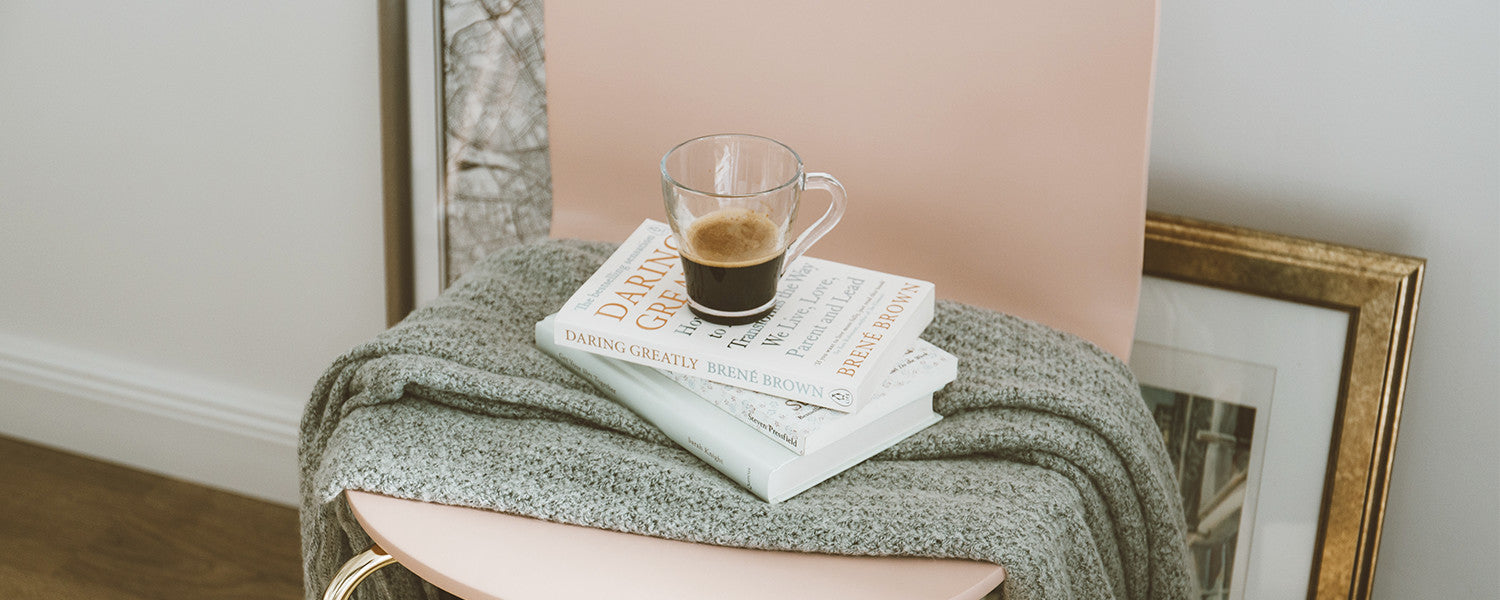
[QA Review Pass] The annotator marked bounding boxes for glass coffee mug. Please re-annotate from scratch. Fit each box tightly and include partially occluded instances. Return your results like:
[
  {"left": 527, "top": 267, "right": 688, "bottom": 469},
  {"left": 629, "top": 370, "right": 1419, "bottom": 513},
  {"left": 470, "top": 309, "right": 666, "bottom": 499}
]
[{"left": 661, "top": 134, "right": 847, "bottom": 325}]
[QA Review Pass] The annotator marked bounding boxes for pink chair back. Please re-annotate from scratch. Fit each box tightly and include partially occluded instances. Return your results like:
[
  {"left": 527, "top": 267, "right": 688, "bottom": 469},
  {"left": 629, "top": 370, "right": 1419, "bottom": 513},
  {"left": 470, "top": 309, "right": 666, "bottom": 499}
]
[{"left": 544, "top": 0, "right": 1157, "bottom": 359}]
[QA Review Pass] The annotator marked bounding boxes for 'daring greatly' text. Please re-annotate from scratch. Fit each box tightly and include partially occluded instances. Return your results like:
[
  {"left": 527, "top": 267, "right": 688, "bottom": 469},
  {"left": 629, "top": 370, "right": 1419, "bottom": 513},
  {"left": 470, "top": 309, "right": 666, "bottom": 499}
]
[
  {"left": 563, "top": 329, "right": 698, "bottom": 370},
  {"left": 592, "top": 235, "right": 690, "bottom": 330}
]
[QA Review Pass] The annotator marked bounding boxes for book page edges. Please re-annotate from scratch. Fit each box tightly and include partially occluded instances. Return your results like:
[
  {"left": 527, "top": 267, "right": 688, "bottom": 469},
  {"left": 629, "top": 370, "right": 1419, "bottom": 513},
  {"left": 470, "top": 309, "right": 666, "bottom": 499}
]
[{"left": 766, "top": 411, "right": 942, "bottom": 504}]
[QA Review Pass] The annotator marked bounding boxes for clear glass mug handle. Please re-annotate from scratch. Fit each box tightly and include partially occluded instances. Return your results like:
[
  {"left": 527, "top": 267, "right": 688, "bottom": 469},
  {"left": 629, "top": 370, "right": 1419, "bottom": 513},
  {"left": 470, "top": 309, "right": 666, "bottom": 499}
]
[{"left": 783, "top": 172, "right": 847, "bottom": 272}]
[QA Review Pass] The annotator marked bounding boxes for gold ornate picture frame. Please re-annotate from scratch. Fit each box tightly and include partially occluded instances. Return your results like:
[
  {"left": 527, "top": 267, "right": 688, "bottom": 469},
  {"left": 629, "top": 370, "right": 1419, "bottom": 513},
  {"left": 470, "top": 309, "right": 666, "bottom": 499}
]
[{"left": 1131, "top": 212, "right": 1423, "bottom": 599}]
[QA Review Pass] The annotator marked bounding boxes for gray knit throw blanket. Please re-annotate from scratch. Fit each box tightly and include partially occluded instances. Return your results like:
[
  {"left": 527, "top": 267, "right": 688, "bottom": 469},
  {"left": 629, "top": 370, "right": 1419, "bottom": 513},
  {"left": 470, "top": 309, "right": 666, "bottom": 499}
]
[{"left": 300, "top": 239, "right": 1192, "bottom": 600}]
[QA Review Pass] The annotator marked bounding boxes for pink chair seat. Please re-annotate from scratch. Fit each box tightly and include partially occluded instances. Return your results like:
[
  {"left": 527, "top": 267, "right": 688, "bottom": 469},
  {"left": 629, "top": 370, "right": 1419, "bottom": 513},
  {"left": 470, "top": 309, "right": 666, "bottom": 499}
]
[{"left": 348, "top": 490, "right": 1006, "bottom": 600}]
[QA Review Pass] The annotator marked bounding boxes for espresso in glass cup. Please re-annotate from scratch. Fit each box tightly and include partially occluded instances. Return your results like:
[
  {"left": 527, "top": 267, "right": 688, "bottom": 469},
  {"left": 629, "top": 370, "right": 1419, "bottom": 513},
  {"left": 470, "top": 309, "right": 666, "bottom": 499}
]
[{"left": 661, "top": 134, "right": 847, "bottom": 325}]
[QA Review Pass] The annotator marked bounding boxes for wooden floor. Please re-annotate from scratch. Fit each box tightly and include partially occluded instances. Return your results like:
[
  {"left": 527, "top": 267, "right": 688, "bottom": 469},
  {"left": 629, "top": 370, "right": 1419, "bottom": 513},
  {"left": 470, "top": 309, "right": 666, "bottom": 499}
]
[{"left": 0, "top": 435, "right": 303, "bottom": 599}]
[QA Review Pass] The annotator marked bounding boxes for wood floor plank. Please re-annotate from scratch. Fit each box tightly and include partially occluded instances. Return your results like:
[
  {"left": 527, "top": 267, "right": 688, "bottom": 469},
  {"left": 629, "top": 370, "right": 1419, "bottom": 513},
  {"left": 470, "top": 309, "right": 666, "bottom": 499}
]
[{"left": 0, "top": 435, "right": 302, "bottom": 599}]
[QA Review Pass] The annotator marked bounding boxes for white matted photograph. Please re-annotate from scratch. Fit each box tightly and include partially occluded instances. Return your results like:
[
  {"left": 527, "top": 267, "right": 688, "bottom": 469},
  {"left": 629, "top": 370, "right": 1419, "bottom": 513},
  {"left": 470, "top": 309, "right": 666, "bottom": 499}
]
[
  {"left": 1132, "top": 278, "right": 1345, "bottom": 599},
  {"left": 1135, "top": 344, "right": 1276, "bottom": 600}
]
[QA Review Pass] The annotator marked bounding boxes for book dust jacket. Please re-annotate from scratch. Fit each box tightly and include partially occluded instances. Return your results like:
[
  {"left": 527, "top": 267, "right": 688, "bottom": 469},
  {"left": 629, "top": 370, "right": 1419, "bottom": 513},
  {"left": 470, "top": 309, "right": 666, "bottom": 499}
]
[{"left": 554, "top": 220, "right": 935, "bottom": 412}]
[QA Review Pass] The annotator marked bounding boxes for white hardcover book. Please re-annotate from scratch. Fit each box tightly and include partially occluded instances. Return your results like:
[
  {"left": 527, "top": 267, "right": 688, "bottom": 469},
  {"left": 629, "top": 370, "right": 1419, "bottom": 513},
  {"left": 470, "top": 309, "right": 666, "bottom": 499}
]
[
  {"left": 553, "top": 219, "right": 936, "bottom": 412},
  {"left": 659, "top": 340, "right": 956, "bottom": 454},
  {"left": 536, "top": 315, "right": 941, "bottom": 503}
]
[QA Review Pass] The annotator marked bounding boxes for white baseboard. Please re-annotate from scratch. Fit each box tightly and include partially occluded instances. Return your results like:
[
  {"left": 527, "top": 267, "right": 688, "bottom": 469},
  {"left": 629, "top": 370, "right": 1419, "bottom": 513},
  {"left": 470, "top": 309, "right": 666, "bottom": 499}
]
[{"left": 0, "top": 333, "right": 303, "bottom": 507}]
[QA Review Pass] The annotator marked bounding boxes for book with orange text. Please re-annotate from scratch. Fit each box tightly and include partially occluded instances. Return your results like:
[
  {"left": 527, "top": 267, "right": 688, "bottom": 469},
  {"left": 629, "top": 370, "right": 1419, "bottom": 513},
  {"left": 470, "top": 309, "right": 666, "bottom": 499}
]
[{"left": 552, "top": 219, "right": 936, "bottom": 412}]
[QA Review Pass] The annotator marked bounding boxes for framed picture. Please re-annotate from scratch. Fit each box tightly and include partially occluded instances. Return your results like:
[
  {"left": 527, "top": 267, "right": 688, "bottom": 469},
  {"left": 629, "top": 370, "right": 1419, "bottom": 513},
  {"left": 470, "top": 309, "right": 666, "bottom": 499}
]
[
  {"left": 1130, "top": 212, "right": 1424, "bottom": 600},
  {"left": 382, "top": 0, "right": 551, "bottom": 322}
]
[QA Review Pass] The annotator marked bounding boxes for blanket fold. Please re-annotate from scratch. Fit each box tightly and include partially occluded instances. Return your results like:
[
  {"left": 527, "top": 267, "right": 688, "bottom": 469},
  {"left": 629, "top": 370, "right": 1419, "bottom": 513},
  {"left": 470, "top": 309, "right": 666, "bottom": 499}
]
[{"left": 299, "top": 239, "right": 1191, "bottom": 600}]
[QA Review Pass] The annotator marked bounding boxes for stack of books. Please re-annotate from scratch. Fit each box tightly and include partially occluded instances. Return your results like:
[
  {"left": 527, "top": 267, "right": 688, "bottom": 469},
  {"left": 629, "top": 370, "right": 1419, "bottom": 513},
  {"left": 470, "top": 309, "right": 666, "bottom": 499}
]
[{"left": 536, "top": 220, "right": 955, "bottom": 503}]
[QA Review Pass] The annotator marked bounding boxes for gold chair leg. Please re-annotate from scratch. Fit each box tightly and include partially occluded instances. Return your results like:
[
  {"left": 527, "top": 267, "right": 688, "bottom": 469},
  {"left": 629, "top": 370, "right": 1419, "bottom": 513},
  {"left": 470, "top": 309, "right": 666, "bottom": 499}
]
[{"left": 322, "top": 544, "right": 399, "bottom": 600}]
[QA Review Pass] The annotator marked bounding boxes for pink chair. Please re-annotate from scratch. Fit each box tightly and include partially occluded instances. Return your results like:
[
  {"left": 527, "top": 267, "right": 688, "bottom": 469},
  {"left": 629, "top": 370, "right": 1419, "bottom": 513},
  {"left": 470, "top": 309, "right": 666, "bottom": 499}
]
[{"left": 324, "top": 0, "right": 1157, "bottom": 598}]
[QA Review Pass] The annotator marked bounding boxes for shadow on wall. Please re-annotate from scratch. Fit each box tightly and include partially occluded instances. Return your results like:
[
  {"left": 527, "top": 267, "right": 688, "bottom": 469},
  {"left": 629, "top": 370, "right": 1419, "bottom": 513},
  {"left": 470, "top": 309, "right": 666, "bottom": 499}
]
[{"left": 1146, "top": 171, "right": 1416, "bottom": 254}]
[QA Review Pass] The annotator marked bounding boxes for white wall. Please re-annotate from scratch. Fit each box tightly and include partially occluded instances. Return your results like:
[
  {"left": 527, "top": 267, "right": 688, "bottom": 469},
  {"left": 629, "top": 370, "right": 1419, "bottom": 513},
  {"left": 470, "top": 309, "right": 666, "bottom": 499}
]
[
  {"left": 0, "top": 0, "right": 1494, "bottom": 596},
  {"left": 0, "top": 1, "right": 386, "bottom": 504},
  {"left": 1148, "top": 0, "right": 1499, "bottom": 597}
]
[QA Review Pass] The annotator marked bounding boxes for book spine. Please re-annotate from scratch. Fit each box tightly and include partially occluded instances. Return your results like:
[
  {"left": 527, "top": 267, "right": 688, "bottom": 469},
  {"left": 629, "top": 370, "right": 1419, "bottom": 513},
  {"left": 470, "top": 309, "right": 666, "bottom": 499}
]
[
  {"left": 662, "top": 373, "right": 808, "bottom": 454},
  {"left": 743, "top": 410, "right": 805, "bottom": 453},
  {"left": 536, "top": 319, "right": 791, "bottom": 502},
  {"left": 847, "top": 287, "right": 937, "bottom": 406},
  {"left": 552, "top": 319, "right": 843, "bottom": 407}
]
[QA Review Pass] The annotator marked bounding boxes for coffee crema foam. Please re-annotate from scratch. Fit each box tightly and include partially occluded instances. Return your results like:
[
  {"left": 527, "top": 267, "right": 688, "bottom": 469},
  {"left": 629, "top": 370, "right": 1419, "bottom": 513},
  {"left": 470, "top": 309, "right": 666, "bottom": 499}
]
[{"left": 684, "top": 208, "right": 784, "bottom": 266}]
